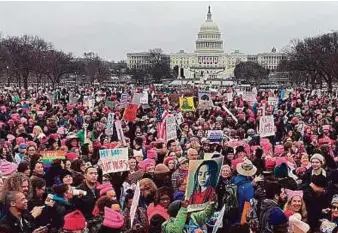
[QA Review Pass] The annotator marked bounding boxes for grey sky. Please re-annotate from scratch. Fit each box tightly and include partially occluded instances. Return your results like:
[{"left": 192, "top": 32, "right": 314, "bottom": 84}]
[{"left": 0, "top": 1, "right": 337, "bottom": 61}]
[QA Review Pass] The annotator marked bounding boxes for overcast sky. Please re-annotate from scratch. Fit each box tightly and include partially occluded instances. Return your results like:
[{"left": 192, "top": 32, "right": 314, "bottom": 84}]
[{"left": 0, "top": 1, "right": 337, "bottom": 61}]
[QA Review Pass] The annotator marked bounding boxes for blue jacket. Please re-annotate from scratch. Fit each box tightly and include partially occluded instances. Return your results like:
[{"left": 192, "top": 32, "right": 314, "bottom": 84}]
[{"left": 232, "top": 175, "right": 254, "bottom": 216}]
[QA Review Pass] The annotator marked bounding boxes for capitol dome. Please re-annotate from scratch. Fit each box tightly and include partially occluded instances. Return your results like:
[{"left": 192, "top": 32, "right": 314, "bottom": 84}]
[{"left": 195, "top": 6, "right": 224, "bottom": 53}]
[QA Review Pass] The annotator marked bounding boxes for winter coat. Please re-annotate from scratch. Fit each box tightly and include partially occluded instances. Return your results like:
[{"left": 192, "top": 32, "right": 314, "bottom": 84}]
[
  {"left": 303, "top": 185, "right": 330, "bottom": 230},
  {"left": 162, "top": 207, "right": 188, "bottom": 233},
  {"left": 232, "top": 175, "right": 254, "bottom": 217},
  {"left": 258, "top": 199, "right": 279, "bottom": 233},
  {"left": 216, "top": 177, "right": 232, "bottom": 211},
  {"left": 0, "top": 211, "right": 35, "bottom": 233},
  {"left": 73, "top": 182, "right": 100, "bottom": 220},
  {"left": 49, "top": 196, "right": 75, "bottom": 231}
]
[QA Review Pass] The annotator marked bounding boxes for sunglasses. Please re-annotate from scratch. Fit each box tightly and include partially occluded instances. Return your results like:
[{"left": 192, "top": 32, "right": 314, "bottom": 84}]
[{"left": 332, "top": 206, "right": 338, "bottom": 210}]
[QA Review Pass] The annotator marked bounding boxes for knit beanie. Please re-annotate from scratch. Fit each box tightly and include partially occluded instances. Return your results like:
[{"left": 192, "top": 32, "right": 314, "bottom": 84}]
[
  {"left": 154, "top": 164, "right": 170, "bottom": 175},
  {"left": 274, "top": 163, "right": 288, "bottom": 178},
  {"left": 63, "top": 210, "right": 86, "bottom": 231},
  {"left": 310, "top": 153, "right": 325, "bottom": 165},
  {"left": 59, "top": 169, "right": 73, "bottom": 182},
  {"left": 268, "top": 207, "right": 288, "bottom": 226},
  {"left": 103, "top": 207, "right": 124, "bottom": 229},
  {"left": 311, "top": 174, "right": 328, "bottom": 188},
  {"left": 147, "top": 149, "right": 158, "bottom": 160},
  {"left": 167, "top": 200, "right": 182, "bottom": 217}
]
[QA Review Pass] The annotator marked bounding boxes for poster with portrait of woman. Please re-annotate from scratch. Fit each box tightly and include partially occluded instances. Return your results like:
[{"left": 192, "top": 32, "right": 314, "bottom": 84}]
[
  {"left": 185, "top": 157, "right": 224, "bottom": 212},
  {"left": 179, "top": 97, "right": 195, "bottom": 112}
]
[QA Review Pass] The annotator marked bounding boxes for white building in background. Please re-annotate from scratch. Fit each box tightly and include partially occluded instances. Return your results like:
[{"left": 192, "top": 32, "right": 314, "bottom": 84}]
[{"left": 127, "top": 6, "right": 287, "bottom": 79}]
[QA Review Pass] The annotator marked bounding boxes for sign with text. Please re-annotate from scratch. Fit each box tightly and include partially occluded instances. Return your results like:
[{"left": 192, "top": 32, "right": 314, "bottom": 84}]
[
  {"left": 207, "top": 130, "right": 224, "bottom": 142},
  {"left": 105, "top": 113, "right": 115, "bottom": 135},
  {"left": 99, "top": 148, "right": 129, "bottom": 175},
  {"left": 130, "top": 182, "right": 140, "bottom": 227},
  {"left": 166, "top": 115, "right": 177, "bottom": 141},
  {"left": 122, "top": 103, "right": 138, "bottom": 122},
  {"left": 268, "top": 97, "right": 278, "bottom": 107},
  {"left": 115, "top": 120, "right": 126, "bottom": 145},
  {"left": 259, "top": 115, "right": 275, "bottom": 137}
]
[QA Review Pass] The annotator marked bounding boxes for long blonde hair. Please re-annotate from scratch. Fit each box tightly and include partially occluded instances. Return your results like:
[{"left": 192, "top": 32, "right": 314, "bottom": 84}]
[{"left": 284, "top": 196, "right": 308, "bottom": 222}]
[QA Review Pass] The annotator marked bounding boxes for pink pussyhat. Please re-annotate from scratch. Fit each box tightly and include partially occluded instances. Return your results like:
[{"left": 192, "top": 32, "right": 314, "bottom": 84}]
[
  {"left": 103, "top": 207, "right": 124, "bottom": 229},
  {"left": 285, "top": 189, "right": 303, "bottom": 202},
  {"left": 0, "top": 159, "right": 18, "bottom": 177},
  {"left": 97, "top": 183, "right": 115, "bottom": 197},
  {"left": 274, "top": 145, "right": 284, "bottom": 156}
]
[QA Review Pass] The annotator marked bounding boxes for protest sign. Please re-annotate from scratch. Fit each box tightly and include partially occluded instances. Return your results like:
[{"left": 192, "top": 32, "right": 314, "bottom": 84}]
[
  {"left": 259, "top": 115, "right": 275, "bottom": 137},
  {"left": 130, "top": 182, "right": 140, "bottom": 228},
  {"left": 225, "top": 93, "right": 233, "bottom": 102},
  {"left": 140, "top": 91, "right": 148, "bottom": 104},
  {"left": 179, "top": 97, "right": 195, "bottom": 112},
  {"left": 198, "top": 91, "right": 213, "bottom": 110},
  {"left": 207, "top": 130, "right": 224, "bottom": 143},
  {"left": 132, "top": 93, "right": 143, "bottom": 105},
  {"left": 99, "top": 148, "right": 129, "bottom": 175},
  {"left": 41, "top": 151, "right": 66, "bottom": 167},
  {"left": 123, "top": 103, "right": 138, "bottom": 122},
  {"left": 169, "top": 94, "right": 180, "bottom": 103},
  {"left": 204, "top": 153, "right": 213, "bottom": 160},
  {"left": 268, "top": 97, "right": 278, "bottom": 107},
  {"left": 185, "top": 157, "right": 223, "bottom": 212},
  {"left": 69, "top": 92, "right": 76, "bottom": 104},
  {"left": 212, "top": 205, "right": 225, "bottom": 233},
  {"left": 115, "top": 120, "right": 126, "bottom": 145},
  {"left": 120, "top": 93, "right": 129, "bottom": 108},
  {"left": 105, "top": 113, "right": 115, "bottom": 135},
  {"left": 176, "top": 112, "right": 184, "bottom": 126},
  {"left": 166, "top": 115, "right": 177, "bottom": 141},
  {"left": 242, "top": 92, "right": 257, "bottom": 103}
]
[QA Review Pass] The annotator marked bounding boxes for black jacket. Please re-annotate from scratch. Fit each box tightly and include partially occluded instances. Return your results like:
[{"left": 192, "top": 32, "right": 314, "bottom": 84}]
[
  {"left": 0, "top": 211, "right": 35, "bottom": 233},
  {"left": 73, "top": 182, "right": 100, "bottom": 220}
]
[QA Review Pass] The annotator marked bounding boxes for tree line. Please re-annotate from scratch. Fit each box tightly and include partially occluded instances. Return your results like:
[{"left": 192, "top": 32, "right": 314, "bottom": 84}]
[{"left": 0, "top": 34, "right": 127, "bottom": 89}]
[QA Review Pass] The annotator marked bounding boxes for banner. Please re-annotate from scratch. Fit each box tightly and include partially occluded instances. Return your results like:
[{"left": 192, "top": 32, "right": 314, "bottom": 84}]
[
  {"left": 123, "top": 103, "right": 138, "bottom": 122},
  {"left": 41, "top": 151, "right": 66, "bottom": 167},
  {"left": 207, "top": 130, "right": 224, "bottom": 142},
  {"left": 166, "top": 115, "right": 177, "bottom": 141},
  {"left": 185, "top": 157, "right": 224, "bottom": 212},
  {"left": 259, "top": 115, "right": 275, "bottom": 137},
  {"left": 130, "top": 182, "right": 140, "bottom": 227},
  {"left": 115, "top": 120, "right": 126, "bottom": 145},
  {"left": 179, "top": 97, "right": 195, "bottom": 112},
  {"left": 99, "top": 148, "right": 129, "bottom": 175}
]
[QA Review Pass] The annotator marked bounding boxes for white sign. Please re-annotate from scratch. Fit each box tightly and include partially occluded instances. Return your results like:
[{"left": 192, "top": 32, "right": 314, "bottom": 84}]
[
  {"left": 115, "top": 120, "right": 126, "bottom": 145},
  {"left": 99, "top": 148, "right": 129, "bottom": 174},
  {"left": 176, "top": 112, "right": 184, "bottom": 126},
  {"left": 105, "top": 113, "right": 115, "bottom": 136},
  {"left": 242, "top": 92, "right": 257, "bottom": 103},
  {"left": 207, "top": 130, "right": 224, "bottom": 142},
  {"left": 268, "top": 97, "right": 278, "bottom": 106},
  {"left": 140, "top": 91, "right": 148, "bottom": 104},
  {"left": 166, "top": 115, "right": 177, "bottom": 141},
  {"left": 130, "top": 182, "right": 140, "bottom": 228},
  {"left": 259, "top": 115, "right": 275, "bottom": 137},
  {"left": 212, "top": 205, "right": 225, "bottom": 233},
  {"left": 226, "top": 93, "right": 233, "bottom": 102},
  {"left": 120, "top": 93, "right": 129, "bottom": 108},
  {"left": 132, "top": 93, "right": 143, "bottom": 105}
]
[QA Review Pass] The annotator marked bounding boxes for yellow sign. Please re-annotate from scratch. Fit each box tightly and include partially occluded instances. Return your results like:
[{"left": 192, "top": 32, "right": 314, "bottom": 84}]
[{"left": 179, "top": 97, "right": 195, "bottom": 112}]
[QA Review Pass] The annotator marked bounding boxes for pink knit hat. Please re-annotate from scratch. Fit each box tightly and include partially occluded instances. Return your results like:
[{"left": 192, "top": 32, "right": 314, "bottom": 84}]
[
  {"left": 97, "top": 183, "right": 115, "bottom": 197},
  {"left": 103, "top": 207, "right": 124, "bottom": 229},
  {"left": 147, "top": 149, "right": 157, "bottom": 160},
  {"left": 285, "top": 189, "right": 303, "bottom": 202},
  {"left": 66, "top": 152, "right": 78, "bottom": 161},
  {"left": 274, "top": 145, "right": 284, "bottom": 156},
  {"left": 0, "top": 159, "right": 18, "bottom": 176},
  {"left": 138, "top": 158, "right": 155, "bottom": 170}
]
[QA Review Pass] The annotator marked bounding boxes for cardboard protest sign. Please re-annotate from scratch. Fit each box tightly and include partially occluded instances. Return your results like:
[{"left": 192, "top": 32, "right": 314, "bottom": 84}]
[
  {"left": 166, "top": 115, "right": 177, "bottom": 141},
  {"left": 259, "top": 115, "right": 275, "bottom": 137},
  {"left": 207, "top": 130, "right": 224, "bottom": 143},
  {"left": 185, "top": 157, "right": 224, "bottom": 212},
  {"left": 130, "top": 182, "right": 140, "bottom": 227},
  {"left": 41, "top": 151, "right": 66, "bottom": 167},
  {"left": 123, "top": 103, "right": 138, "bottom": 122},
  {"left": 179, "top": 97, "right": 195, "bottom": 112},
  {"left": 99, "top": 148, "right": 129, "bottom": 175}
]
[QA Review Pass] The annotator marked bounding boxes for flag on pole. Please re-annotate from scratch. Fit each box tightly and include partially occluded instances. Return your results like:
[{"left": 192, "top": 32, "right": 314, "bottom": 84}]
[{"left": 156, "top": 108, "right": 169, "bottom": 140}]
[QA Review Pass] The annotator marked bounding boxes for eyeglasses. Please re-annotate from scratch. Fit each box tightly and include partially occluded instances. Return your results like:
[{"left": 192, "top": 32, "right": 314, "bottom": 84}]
[{"left": 332, "top": 206, "right": 338, "bottom": 210}]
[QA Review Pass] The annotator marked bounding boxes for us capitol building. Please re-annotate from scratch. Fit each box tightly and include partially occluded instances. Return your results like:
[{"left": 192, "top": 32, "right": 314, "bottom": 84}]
[{"left": 127, "top": 6, "right": 287, "bottom": 80}]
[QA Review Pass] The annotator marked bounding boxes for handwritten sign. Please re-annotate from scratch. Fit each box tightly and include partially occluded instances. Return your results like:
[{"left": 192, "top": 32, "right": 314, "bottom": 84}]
[
  {"left": 41, "top": 151, "right": 66, "bottom": 167},
  {"left": 166, "top": 115, "right": 177, "bottom": 141},
  {"left": 259, "top": 115, "right": 275, "bottom": 137},
  {"left": 99, "top": 148, "right": 129, "bottom": 174},
  {"left": 123, "top": 103, "right": 138, "bottom": 122}
]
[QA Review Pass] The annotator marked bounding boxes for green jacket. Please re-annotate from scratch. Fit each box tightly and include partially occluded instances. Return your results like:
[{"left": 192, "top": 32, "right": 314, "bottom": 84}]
[
  {"left": 162, "top": 207, "right": 187, "bottom": 233},
  {"left": 190, "top": 203, "right": 215, "bottom": 227}
]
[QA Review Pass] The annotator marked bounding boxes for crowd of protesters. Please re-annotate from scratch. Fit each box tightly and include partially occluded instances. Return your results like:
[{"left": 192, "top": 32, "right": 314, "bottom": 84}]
[{"left": 0, "top": 85, "right": 337, "bottom": 233}]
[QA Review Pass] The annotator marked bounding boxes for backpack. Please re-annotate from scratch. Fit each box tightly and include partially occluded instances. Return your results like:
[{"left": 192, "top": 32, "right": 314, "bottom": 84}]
[{"left": 246, "top": 198, "right": 260, "bottom": 233}]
